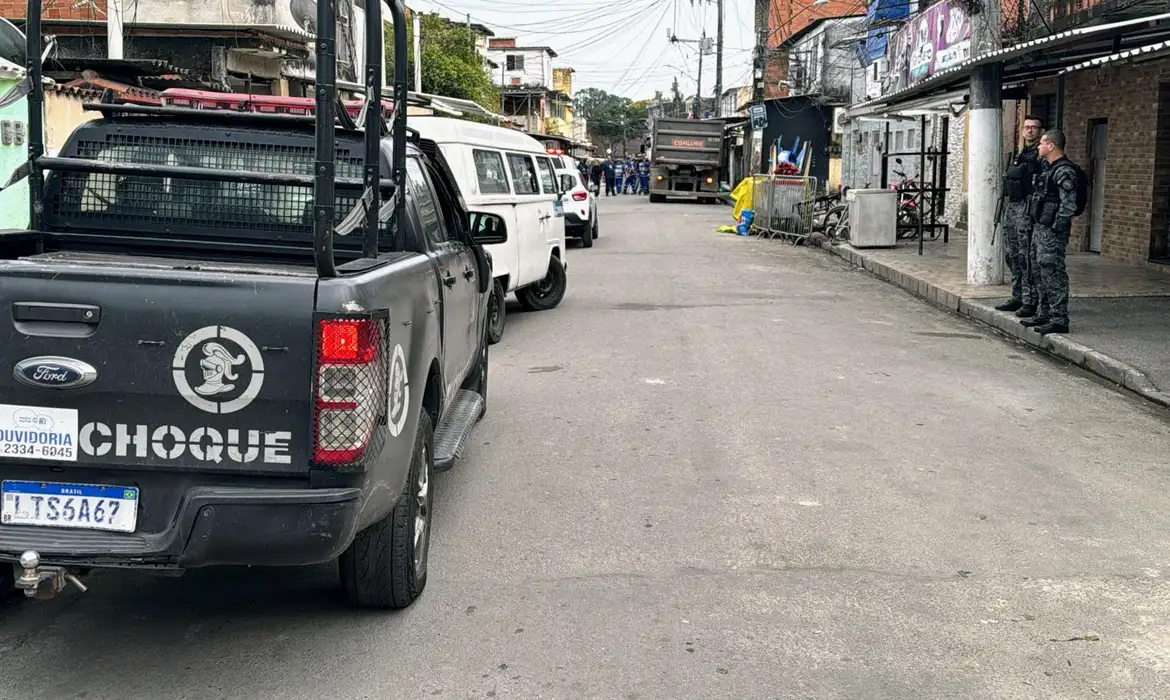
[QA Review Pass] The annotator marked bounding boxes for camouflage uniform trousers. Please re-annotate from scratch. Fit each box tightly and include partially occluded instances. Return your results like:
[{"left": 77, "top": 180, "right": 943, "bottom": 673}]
[
  {"left": 1032, "top": 222, "right": 1070, "bottom": 327},
  {"left": 1000, "top": 200, "right": 1037, "bottom": 306}
]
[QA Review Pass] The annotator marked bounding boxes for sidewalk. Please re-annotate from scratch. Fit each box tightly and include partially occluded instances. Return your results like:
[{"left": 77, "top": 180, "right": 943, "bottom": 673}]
[{"left": 823, "top": 233, "right": 1170, "bottom": 408}]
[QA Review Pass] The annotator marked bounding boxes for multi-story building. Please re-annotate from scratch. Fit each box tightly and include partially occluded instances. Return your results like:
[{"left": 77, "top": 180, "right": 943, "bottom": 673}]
[
  {"left": 0, "top": 0, "right": 385, "bottom": 96},
  {"left": 719, "top": 85, "right": 753, "bottom": 118},
  {"left": 487, "top": 37, "right": 567, "bottom": 134},
  {"left": 546, "top": 67, "right": 576, "bottom": 138},
  {"left": 779, "top": 15, "right": 865, "bottom": 105},
  {"left": 753, "top": 0, "right": 859, "bottom": 101}
]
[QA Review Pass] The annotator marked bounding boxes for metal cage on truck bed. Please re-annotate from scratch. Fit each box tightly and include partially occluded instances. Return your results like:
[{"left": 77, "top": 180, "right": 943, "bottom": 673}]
[{"left": 22, "top": 0, "right": 409, "bottom": 278}]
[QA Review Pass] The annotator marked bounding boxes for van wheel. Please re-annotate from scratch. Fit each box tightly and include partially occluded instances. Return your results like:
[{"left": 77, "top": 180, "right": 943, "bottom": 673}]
[
  {"left": 339, "top": 412, "right": 434, "bottom": 609},
  {"left": 580, "top": 226, "right": 593, "bottom": 248},
  {"left": 592, "top": 217, "right": 599, "bottom": 239},
  {"left": 487, "top": 279, "right": 506, "bottom": 345},
  {"left": 516, "top": 258, "right": 567, "bottom": 312}
]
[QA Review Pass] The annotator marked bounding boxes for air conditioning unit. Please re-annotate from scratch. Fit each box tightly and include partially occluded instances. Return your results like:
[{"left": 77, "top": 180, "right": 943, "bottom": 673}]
[{"left": 832, "top": 108, "right": 845, "bottom": 135}]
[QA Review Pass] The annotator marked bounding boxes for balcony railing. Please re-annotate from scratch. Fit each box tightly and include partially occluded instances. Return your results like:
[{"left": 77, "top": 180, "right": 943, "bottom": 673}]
[{"left": 1003, "top": 0, "right": 1163, "bottom": 42}]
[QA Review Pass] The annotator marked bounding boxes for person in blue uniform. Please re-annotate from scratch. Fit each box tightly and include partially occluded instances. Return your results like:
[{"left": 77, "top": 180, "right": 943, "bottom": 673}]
[{"left": 638, "top": 156, "right": 651, "bottom": 195}]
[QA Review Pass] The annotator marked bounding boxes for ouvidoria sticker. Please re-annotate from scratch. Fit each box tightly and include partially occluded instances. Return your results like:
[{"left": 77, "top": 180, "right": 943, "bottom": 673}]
[{"left": 0, "top": 403, "right": 79, "bottom": 462}]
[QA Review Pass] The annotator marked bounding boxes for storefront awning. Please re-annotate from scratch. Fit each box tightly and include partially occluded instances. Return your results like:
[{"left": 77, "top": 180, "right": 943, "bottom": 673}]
[
  {"left": 1059, "top": 38, "right": 1170, "bottom": 74},
  {"left": 848, "top": 12, "right": 1170, "bottom": 116}
]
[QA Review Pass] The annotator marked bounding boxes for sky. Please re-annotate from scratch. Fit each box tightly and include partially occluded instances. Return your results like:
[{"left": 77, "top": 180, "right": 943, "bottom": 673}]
[{"left": 410, "top": 0, "right": 759, "bottom": 100}]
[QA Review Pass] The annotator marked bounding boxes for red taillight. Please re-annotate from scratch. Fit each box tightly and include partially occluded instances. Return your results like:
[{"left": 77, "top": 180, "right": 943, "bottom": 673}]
[
  {"left": 313, "top": 317, "right": 385, "bottom": 465},
  {"left": 319, "top": 318, "right": 379, "bottom": 363},
  {"left": 572, "top": 191, "right": 587, "bottom": 201}
]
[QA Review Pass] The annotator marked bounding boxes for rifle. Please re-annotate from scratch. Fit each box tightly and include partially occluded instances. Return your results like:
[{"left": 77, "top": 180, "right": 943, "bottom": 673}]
[{"left": 991, "top": 150, "right": 1015, "bottom": 246}]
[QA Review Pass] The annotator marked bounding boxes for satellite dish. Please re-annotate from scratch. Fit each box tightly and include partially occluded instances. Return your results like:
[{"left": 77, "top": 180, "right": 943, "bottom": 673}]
[{"left": 0, "top": 17, "right": 25, "bottom": 66}]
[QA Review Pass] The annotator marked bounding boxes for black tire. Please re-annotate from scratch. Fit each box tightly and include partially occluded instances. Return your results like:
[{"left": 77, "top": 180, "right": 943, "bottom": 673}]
[
  {"left": 515, "top": 258, "right": 567, "bottom": 312},
  {"left": 339, "top": 412, "right": 434, "bottom": 610},
  {"left": 487, "top": 278, "right": 505, "bottom": 345},
  {"left": 592, "top": 215, "right": 599, "bottom": 239},
  {"left": 649, "top": 194, "right": 666, "bottom": 203},
  {"left": 580, "top": 226, "right": 594, "bottom": 248}
]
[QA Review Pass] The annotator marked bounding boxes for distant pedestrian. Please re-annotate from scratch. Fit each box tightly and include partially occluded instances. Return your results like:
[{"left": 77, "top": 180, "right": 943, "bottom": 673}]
[
  {"left": 638, "top": 156, "right": 651, "bottom": 195},
  {"left": 624, "top": 158, "right": 638, "bottom": 194},
  {"left": 995, "top": 115, "right": 1044, "bottom": 318},
  {"left": 603, "top": 158, "right": 616, "bottom": 196},
  {"left": 613, "top": 158, "right": 626, "bottom": 196},
  {"left": 1024, "top": 129, "right": 1087, "bottom": 335},
  {"left": 589, "top": 159, "right": 603, "bottom": 195}
]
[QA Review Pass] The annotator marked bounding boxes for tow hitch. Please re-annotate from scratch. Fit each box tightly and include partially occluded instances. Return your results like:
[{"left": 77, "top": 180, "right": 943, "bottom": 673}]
[{"left": 13, "top": 551, "right": 88, "bottom": 600}]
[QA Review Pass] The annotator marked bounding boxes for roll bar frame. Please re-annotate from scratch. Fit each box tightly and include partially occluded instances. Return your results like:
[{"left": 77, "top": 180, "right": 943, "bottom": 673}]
[{"left": 23, "top": 0, "right": 408, "bottom": 278}]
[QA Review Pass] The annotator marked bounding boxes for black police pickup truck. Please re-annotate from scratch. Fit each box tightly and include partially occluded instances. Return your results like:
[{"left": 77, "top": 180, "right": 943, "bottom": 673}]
[{"left": 0, "top": 0, "right": 498, "bottom": 609}]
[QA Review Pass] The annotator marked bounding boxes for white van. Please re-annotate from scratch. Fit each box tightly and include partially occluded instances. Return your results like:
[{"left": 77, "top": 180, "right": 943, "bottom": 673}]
[{"left": 411, "top": 117, "right": 568, "bottom": 344}]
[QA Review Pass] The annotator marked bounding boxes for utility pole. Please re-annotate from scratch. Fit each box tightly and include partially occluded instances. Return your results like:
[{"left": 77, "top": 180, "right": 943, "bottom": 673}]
[
  {"left": 467, "top": 13, "right": 473, "bottom": 55},
  {"left": 107, "top": 0, "right": 124, "bottom": 60},
  {"left": 413, "top": 10, "right": 422, "bottom": 92},
  {"left": 967, "top": 0, "right": 1003, "bottom": 285},
  {"left": 695, "top": 30, "right": 705, "bottom": 119},
  {"left": 714, "top": 0, "right": 723, "bottom": 117},
  {"left": 668, "top": 31, "right": 709, "bottom": 119}
]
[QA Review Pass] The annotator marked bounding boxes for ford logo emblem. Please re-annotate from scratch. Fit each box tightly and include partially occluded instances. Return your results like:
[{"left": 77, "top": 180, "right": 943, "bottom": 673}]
[{"left": 13, "top": 356, "right": 98, "bottom": 390}]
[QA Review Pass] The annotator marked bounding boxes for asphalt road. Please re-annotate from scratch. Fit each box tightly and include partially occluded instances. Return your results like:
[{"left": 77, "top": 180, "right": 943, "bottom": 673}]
[{"left": 5, "top": 196, "right": 1170, "bottom": 700}]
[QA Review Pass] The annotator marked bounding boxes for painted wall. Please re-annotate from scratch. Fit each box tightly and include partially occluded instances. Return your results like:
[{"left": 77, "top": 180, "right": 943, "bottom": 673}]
[
  {"left": 0, "top": 81, "right": 102, "bottom": 229},
  {"left": 785, "top": 17, "right": 866, "bottom": 103},
  {"left": 757, "top": 0, "right": 861, "bottom": 100},
  {"left": 759, "top": 96, "right": 833, "bottom": 185},
  {"left": 0, "top": 75, "right": 26, "bottom": 226},
  {"left": 489, "top": 48, "right": 554, "bottom": 90},
  {"left": 840, "top": 113, "right": 967, "bottom": 225}
]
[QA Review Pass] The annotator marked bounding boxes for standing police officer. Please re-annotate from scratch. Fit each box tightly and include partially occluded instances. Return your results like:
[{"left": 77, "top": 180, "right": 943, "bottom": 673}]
[
  {"left": 995, "top": 115, "right": 1044, "bottom": 317},
  {"left": 1022, "top": 129, "right": 1080, "bottom": 335}
]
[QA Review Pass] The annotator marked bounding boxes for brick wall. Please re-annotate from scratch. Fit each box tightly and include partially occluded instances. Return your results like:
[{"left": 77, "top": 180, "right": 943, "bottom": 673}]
[
  {"left": 1061, "top": 58, "right": 1170, "bottom": 264},
  {"left": 761, "top": 0, "right": 858, "bottom": 99},
  {"left": 0, "top": 0, "right": 106, "bottom": 19}
]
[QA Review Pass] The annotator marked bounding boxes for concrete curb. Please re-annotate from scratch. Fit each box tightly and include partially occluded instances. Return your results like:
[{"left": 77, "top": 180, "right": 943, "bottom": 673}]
[{"left": 823, "top": 242, "right": 1170, "bottom": 409}]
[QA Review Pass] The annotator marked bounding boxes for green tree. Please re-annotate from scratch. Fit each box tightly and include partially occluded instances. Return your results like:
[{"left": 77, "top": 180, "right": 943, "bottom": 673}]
[
  {"left": 574, "top": 88, "right": 649, "bottom": 152},
  {"left": 385, "top": 14, "right": 499, "bottom": 114}
]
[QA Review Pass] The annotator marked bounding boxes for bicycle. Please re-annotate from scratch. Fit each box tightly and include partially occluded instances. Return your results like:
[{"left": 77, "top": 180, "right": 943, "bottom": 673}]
[{"left": 824, "top": 182, "right": 871, "bottom": 244}]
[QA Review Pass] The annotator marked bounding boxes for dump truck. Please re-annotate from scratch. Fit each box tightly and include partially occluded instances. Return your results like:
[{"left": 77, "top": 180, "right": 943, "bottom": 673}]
[{"left": 648, "top": 117, "right": 725, "bottom": 204}]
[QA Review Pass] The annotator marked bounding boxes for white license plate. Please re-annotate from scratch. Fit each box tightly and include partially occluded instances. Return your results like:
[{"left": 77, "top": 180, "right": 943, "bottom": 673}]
[{"left": 1, "top": 480, "right": 139, "bottom": 533}]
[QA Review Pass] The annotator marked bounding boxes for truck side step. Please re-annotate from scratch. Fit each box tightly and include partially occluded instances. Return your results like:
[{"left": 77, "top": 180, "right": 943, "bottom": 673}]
[{"left": 433, "top": 389, "right": 484, "bottom": 472}]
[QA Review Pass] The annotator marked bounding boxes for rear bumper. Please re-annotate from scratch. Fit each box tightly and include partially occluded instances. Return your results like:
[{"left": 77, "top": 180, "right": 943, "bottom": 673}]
[
  {"left": 0, "top": 486, "right": 364, "bottom": 570},
  {"left": 564, "top": 212, "right": 589, "bottom": 236}
]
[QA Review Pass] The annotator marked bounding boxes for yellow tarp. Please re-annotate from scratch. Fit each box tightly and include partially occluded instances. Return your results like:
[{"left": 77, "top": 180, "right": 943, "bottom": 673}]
[{"left": 730, "top": 176, "right": 768, "bottom": 221}]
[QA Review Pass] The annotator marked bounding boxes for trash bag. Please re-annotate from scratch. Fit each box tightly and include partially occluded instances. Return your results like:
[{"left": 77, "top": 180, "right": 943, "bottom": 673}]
[{"left": 736, "top": 208, "right": 754, "bottom": 236}]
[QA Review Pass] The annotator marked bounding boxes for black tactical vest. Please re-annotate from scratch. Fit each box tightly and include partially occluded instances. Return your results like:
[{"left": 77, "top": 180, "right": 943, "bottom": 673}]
[{"left": 1003, "top": 144, "right": 1040, "bottom": 202}]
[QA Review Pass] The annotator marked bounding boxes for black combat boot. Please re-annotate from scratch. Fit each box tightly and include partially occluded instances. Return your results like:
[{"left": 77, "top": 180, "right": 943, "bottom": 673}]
[
  {"left": 1035, "top": 322, "right": 1069, "bottom": 335},
  {"left": 1015, "top": 305, "right": 1037, "bottom": 318},
  {"left": 995, "top": 298, "right": 1023, "bottom": 312},
  {"left": 1020, "top": 316, "right": 1050, "bottom": 328}
]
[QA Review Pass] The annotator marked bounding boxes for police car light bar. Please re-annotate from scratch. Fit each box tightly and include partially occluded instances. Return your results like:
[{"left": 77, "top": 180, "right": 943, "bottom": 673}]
[{"left": 159, "top": 88, "right": 393, "bottom": 119}]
